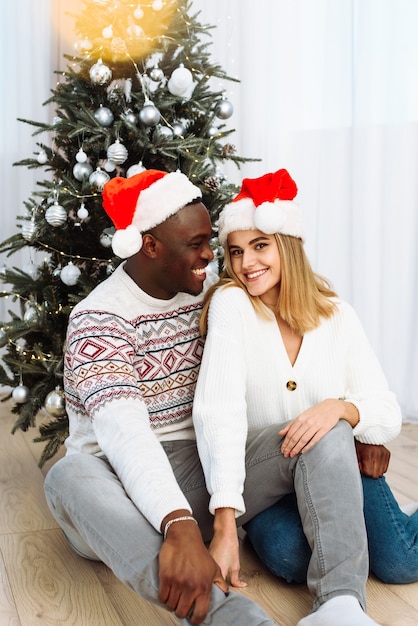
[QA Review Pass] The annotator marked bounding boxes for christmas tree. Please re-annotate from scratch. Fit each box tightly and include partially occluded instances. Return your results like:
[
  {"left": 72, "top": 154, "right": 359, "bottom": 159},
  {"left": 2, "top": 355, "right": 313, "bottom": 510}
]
[{"left": 0, "top": 0, "right": 256, "bottom": 465}]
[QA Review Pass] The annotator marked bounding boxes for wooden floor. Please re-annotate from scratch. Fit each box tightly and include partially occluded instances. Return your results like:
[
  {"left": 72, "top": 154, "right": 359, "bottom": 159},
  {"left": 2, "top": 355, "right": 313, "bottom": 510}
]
[{"left": 1, "top": 396, "right": 418, "bottom": 626}]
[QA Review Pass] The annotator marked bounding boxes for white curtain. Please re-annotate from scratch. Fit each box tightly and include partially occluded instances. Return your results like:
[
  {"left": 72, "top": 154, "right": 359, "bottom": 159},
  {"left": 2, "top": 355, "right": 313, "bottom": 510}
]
[
  {"left": 1, "top": 0, "right": 417, "bottom": 422},
  {"left": 193, "top": 0, "right": 418, "bottom": 423}
]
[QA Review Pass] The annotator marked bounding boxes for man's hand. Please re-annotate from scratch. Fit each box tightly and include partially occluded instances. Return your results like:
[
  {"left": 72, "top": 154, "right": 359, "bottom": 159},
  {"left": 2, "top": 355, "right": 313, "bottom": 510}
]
[
  {"left": 158, "top": 515, "right": 228, "bottom": 625},
  {"left": 355, "top": 441, "right": 390, "bottom": 478}
]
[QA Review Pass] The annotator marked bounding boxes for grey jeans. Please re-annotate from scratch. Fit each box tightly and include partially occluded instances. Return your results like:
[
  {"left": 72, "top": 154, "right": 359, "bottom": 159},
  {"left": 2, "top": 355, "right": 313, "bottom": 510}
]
[{"left": 44, "top": 420, "right": 368, "bottom": 624}]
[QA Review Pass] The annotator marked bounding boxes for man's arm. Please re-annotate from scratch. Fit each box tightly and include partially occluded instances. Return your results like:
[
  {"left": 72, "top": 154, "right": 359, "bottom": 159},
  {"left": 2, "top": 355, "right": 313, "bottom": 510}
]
[{"left": 355, "top": 441, "right": 391, "bottom": 478}]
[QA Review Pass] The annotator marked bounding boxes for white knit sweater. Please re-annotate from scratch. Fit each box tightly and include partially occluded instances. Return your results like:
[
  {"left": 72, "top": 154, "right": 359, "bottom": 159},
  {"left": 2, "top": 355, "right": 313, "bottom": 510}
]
[{"left": 193, "top": 285, "right": 402, "bottom": 516}]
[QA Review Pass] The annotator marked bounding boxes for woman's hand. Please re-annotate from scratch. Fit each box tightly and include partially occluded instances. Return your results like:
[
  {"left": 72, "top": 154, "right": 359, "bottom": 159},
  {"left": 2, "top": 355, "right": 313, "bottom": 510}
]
[
  {"left": 209, "top": 508, "right": 247, "bottom": 588},
  {"left": 279, "top": 398, "right": 359, "bottom": 457}
]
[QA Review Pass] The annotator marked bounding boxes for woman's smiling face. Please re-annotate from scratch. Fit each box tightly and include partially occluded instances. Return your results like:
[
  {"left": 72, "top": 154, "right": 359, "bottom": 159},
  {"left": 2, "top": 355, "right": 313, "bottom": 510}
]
[{"left": 228, "top": 229, "right": 281, "bottom": 307}]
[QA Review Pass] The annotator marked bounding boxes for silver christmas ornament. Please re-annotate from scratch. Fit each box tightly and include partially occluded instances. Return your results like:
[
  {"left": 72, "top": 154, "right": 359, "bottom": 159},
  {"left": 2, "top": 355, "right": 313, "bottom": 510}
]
[
  {"left": 107, "top": 140, "right": 128, "bottom": 164},
  {"left": 89, "top": 58, "right": 112, "bottom": 85},
  {"left": 172, "top": 121, "right": 186, "bottom": 136},
  {"left": 100, "top": 227, "right": 114, "bottom": 248},
  {"left": 73, "top": 162, "right": 93, "bottom": 181},
  {"left": 94, "top": 105, "right": 114, "bottom": 127},
  {"left": 76, "top": 148, "right": 88, "bottom": 163},
  {"left": 156, "top": 125, "right": 173, "bottom": 139},
  {"left": 89, "top": 167, "right": 110, "bottom": 191},
  {"left": 12, "top": 384, "right": 30, "bottom": 404},
  {"left": 21, "top": 219, "right": 37, "bottom": 242},
  {"left": 152, "top": 0, "right": 163, "bottom": 10},
  {"left": 44, "top": 386, "right": 66, "bottom": 417},
  {"left": 45, "top": 202, "right": 67, "bottom": 227},
  {"left": 150, "top": 66, "right": 164, "bottom": 82},
  {"left": 215, "top": 99, "right": 234, "bottom": 119},
  {"left": 139, "top": 102, "right": 161, "bottom": 126},
  {"left": 60, "top": 262, "right": 81, "bottom": 286},
  {"left": 134, "top": 4, "right": 144, "bottom": 18},
  {"left": 24, "top": 305, "right": 39, "bottom": 323},
  {"left": 123, "top": 110, "right": 137, "bottom": 125},
  {"left": 207, "top": 126, "right": 218, "bottom": 137}
]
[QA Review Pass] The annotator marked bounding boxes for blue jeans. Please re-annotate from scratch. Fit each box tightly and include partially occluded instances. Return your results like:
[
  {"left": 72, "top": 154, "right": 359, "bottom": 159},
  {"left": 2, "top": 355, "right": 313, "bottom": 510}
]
[{"left": 244, "top": 475, "right": 418, "bottom": 584}]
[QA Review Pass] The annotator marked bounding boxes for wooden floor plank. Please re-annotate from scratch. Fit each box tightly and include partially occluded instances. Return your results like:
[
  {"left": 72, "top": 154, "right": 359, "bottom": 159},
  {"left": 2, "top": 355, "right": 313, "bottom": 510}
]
[{"left": 1, "top": 395, "right": 418, "bottom": 625}]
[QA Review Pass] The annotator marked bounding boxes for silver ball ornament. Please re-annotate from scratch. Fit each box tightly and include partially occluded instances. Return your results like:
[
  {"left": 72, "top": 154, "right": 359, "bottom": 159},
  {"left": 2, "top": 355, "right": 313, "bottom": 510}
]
[
  {"left": 73, "top": 162, "right": 93, "bottom": 181},
  {"left": 44, "top": 387, "right": 66, "bottom": 417},
  {"left": 60, "top": 262, "right": 81, "bottom": 286},
  {"left": 156, "top": 125, "right": 173, "bottom": 139},
  {"left": 215, "top": 99, "right": 234, "bottom": 119},
  {"left": 107, "top": 140, "right": 128, "bottom": 165},
  {"left": 12, "top": 384, "right": 30, "bottom": 404},
  {"left": 94, "top": 106, "right": 114, "bottom": 127},
  {"left": 150, "top": 67, "right": 164, "bottom": 82},
  {"left": 104, "top": 160, "right": 117, "bottom": 173},
  {"left": 89, "top": 58, "right": 112, "bottom": 85},
  {"left": 139, "top": 103, "right": 161, "bottom": 126},
  {"left": 45, "top": 202, "right": 67, "bottom": 227},
  {"left": 172, "top": 121, "right": 186, "bottom": 136},
  {"left": 89, "top": 167, "right": 110, "bottom": 191},
  {"left": 207, "top": 126, "right": 218, "bottom": 137}
]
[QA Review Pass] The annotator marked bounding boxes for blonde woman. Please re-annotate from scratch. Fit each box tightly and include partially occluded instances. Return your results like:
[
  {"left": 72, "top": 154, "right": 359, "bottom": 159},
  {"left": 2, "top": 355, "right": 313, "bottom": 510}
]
[{"left": 193, "top": 169, "right": 404, "bottom": 626}]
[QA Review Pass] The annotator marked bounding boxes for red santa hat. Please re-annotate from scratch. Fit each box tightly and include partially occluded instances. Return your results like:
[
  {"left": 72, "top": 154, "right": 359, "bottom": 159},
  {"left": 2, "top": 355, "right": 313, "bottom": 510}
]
[
  {"left": 218, "top": 168, "right": 304, "bottom": 245},
  {"left": 102, "top": 169, "right": 202, "bottom": 258}
]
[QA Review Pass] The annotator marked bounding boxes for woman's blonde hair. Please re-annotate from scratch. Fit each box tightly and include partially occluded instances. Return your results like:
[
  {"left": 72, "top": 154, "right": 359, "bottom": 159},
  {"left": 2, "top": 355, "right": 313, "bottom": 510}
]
[{"left": 200, "top": 233, "right": 338, "bottom": 336}]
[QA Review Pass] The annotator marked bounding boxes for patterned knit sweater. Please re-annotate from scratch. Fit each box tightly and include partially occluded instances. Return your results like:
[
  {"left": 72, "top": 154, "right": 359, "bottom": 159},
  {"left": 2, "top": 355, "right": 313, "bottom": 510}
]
[
  {"left": 64, "top": 263, "right": 217, "bottom": 531},
  {"left": 193, "top": 285, "right": 402, "bottom": 517}
]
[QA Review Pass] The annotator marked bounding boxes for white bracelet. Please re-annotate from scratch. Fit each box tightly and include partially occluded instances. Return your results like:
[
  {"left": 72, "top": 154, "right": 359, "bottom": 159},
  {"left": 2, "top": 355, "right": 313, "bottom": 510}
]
[{"left": 163, "top": 516, "right": 198, "bottom": 540}]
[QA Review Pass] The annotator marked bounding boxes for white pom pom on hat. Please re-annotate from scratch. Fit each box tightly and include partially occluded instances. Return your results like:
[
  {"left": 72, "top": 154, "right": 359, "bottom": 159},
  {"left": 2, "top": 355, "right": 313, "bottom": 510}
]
[
  {"left": 102, "top": 169, "right": 202, "bottom": 258},
  {"left": 218, "top": 168, "right": 304, "bottom": 245}
]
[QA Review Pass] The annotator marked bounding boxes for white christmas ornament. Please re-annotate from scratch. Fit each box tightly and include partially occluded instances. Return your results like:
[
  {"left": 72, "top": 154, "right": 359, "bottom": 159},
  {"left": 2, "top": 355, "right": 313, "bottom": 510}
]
[
  {"left": 73, "top": 162, "right": 93, "bottom": 181},
  {"left": 22, "top": 219, "right": 37, "bottom": 242},
  {"left": 168, "top": 64, "right": 193, "bottom": 96},
  {"left": 22, "top": 262, "right": 38, "bottom": 280},
  {"left": 107, "top": 139, "right": 128, "bottom": 164},
  {"left": 77, "top": 203, "right": 89, "bottom": 220},
  {"left": 152, "top": 0, "right": 163, "bottom": 10},
  {"left": 134, "top": 4, "right": 144, "bottom": 19},
  {"left": 12, "top": 384, "right": 30, "bottom": 404},
  {"left": 44, "top": 386, "right": 66, "bottom": 417},
  {"left": 45, "top": 202, "right": 67, "bottom": 227},
  {"left": 23, "top": 305, "right": 39, "bottom": 323},
  {"left": 89, "top": 167, "right": 110, "bottom": 190},
  {"left": 127, "top": 161, "right": 146, "bottom": 177},
  {"left": 104, "top": 160, "right": 117, "bottom": 173},
  {"left": 76, "top": 148, "right": 88, "bottom": 163},
  {"left": 172, "top": 121, "right": 186, "bottom": 136},
  {"left": 60, "top": 262, "right": 81, "bottom": 286},
  {"left": 37, "top": 149, "right": 48, "bottom": 164},
  {"left": 102, "top": 25, "right": 113, "bottom": 38},
  {"left": 89, "top": 58, "right": 112, "bottom": 85}
]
